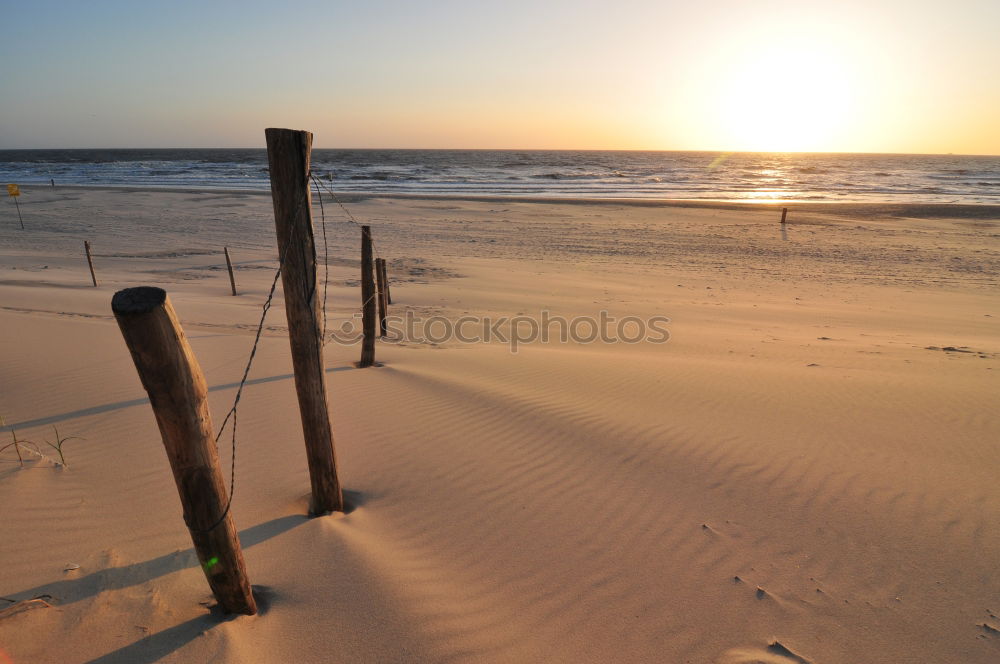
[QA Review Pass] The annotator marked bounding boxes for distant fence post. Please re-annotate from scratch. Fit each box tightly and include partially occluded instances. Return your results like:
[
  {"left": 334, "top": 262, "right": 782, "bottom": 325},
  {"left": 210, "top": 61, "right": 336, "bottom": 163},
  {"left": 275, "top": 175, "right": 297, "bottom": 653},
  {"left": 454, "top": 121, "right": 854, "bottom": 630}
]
[
  {"left": 224, "top": 247, "right": 237, "bottom": 296},
  {"left": 780, "top": 207, "right": 788, "bottom": 224},
  {"left": 8, "top": 185, "right": 24, "bottom": 230},
  {"left": 380, "top": 258, "right": 392, "bottom": 304},
  {"left": 360, "top": 225, "right": 376, "bottom": 366},
  {"left": 112, "top": 286, "right": 256, "bottom": 615},
  {"left": 265, "top": 127, "right": 345, "bottom": 515},
  {"left": 84, "top": 240, "right": 98, "bottom": 287},
  {"left": 375, "top": 257, "right": 388, "bottom": 337}
]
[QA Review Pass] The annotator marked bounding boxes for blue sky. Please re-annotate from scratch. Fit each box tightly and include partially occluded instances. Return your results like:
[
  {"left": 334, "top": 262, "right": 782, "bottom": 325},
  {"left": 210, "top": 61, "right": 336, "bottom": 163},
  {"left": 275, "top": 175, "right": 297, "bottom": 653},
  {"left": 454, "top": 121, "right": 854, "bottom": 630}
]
[{"left": 2, "top": 0, "right": 998, "bottom": 152}]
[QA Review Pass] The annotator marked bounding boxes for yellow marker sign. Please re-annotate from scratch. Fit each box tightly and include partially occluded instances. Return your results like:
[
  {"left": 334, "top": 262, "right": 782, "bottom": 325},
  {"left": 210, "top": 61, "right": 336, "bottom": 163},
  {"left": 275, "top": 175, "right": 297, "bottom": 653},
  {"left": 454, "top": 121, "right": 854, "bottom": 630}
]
[{"left": 7, "top": 184, "right": 19, "bottom": 197}]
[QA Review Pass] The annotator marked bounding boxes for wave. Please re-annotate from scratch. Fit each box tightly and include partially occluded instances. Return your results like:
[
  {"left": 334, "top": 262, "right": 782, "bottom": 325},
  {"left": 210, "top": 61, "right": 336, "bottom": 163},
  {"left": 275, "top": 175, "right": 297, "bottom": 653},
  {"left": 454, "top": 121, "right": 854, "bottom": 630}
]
[{"left": 2, "top": 149, "right": 998, "bottom": 204}]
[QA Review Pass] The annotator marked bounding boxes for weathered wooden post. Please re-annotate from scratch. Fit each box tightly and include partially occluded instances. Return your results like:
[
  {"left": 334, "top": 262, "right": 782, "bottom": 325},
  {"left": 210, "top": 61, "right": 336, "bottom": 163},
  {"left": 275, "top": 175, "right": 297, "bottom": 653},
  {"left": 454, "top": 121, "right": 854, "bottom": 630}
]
[
  {"left": 112, "top": 286, "right": 256, "bottom": 615},
  {"left": 224, "top": 247, "right": 237, "bottom": 296},
  {"left": 780, "top": 207, "right": 788, "bottom": 224},
  {"left": 265, "top": 128, "right": 344, "bottom": 515},
  {"left": 380, "top": 258, "right": 392, "bottom": 305},
  {"left": 375, "top": 257, "right": 388, "bottom": 337},
  {"left": 84, "top": 240, "right": 98, "bottom": 287},
  {"left": 360, "top": 225, "right": 376, "bottom": 366}
]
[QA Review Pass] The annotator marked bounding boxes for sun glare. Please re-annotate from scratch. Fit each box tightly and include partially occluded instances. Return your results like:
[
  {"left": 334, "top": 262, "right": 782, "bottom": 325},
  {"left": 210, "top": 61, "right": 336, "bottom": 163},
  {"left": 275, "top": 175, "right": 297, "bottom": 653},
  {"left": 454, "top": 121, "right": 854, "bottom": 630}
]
[{"left": 708, "top": 39, "right": 858, "bottom": 152}]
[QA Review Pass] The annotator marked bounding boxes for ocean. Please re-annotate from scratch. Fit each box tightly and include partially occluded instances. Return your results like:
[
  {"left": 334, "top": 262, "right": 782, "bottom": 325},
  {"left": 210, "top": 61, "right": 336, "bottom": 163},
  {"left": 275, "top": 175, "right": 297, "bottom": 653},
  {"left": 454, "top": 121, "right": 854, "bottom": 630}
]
[{"left": 1, "top": 149, "right": 998, "bottom": 204}]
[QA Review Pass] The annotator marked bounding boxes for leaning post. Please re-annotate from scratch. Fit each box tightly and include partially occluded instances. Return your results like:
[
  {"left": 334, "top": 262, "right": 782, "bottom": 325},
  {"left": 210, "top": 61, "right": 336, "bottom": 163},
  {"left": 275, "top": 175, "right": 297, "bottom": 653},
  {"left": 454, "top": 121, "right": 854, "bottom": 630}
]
[
  {"left": 224, "top": 247, "right": 237, "bottom": 296},
  {"left": 84, "top": 240, "right": 98, "bottom": 287},
  {"left": 380, "top": 258, "right": 392, "bottom": 305},
  {"left": 264, "top": 127, "right": 344, "bottom": 515},
  {"left": 112, "top": 286, "right": 256, "bottom": 615},
  {"left": 375, "top": 257, "right": 388, "bottom": 337},
  {"left": 360, "top": 225, "right": 376, "bottom": 366},
  {"left": 780, "top": 207, "right": 788, "bottom": 224}
]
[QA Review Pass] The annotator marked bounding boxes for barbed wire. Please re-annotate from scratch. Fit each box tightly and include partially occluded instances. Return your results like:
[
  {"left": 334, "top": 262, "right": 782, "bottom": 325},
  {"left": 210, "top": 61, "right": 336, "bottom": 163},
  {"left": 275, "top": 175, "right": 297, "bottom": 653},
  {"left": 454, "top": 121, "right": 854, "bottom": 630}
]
[
  {"left": 312, "top": 177, "right": 330, "bottom": 344},
  {"left": 186, "top": 192, "right": 303, "bottom": 535},
  {"left": 309, "top": 174, "right": 382, "bottom": 261},
  {"left": 309, "top": 173, "right": 386, "bottom": 339},
  {"left": 6, "top": 171, "right": 384, "bottom": 532},
  {"left": 192, "top": 175, "right": 385, "bottom": 534}
]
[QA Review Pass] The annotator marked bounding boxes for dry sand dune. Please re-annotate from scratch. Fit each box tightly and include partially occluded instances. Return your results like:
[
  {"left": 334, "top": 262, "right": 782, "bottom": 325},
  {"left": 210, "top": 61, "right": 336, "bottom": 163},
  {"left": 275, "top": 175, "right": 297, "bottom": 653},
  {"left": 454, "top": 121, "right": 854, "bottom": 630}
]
[{"left": 1, "top": 187, "right": 999, "bottom": 663}]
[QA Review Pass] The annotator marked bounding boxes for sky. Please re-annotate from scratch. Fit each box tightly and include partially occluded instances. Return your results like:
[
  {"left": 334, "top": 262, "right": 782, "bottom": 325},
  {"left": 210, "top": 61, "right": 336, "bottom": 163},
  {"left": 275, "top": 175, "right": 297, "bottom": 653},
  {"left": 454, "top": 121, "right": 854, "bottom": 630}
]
[{"left": 1, "top": 0, "right": 998, "bottom": 153}]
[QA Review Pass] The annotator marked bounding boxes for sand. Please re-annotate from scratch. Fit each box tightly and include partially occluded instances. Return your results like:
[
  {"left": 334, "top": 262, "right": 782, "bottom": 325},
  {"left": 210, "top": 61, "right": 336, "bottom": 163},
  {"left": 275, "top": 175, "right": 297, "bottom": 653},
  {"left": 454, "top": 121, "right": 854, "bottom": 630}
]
[{"left": 1, "top": 186, "right": 998, "bottom": 663}]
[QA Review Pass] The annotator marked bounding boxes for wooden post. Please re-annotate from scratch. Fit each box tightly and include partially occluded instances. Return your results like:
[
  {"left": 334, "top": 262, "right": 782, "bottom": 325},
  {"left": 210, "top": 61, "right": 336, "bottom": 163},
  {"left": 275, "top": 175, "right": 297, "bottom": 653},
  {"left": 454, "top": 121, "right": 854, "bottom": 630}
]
[
  {"left": 84, "top": 240, "right": 98, "bottom": 287},
  {"left": 224, "top": 247, "right": 237, "bottom": 296},
  {"left": 780, "top": 207, "right": 788, "bottom": 224},
  {"left": 381, "top": 258, "right": 392, "bottom": 305},
  {"left": 111, "top": 286, "right": 256, "bottom": 615},
  {"left": 13, "top": 197, "right": 23, "bottom": 230},
  {"left": 375, "top": 257, "right": 388, "bottom": 337},
  {"left": 50, "top": 178, "right": 55, "bottom": 188},
  {"left": 360, "top": 225, "right": 376, "bottom": 366},
  {"left": 265, "top": 128, "right": 344, "bottom": 515}
]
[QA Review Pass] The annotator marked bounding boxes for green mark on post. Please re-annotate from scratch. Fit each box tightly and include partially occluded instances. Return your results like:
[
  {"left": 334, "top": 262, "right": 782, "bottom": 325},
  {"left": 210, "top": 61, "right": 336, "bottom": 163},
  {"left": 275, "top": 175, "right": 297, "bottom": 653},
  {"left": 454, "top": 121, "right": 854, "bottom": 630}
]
[{"left": 203, "top": 556, "right": 219, "bottom": 571}]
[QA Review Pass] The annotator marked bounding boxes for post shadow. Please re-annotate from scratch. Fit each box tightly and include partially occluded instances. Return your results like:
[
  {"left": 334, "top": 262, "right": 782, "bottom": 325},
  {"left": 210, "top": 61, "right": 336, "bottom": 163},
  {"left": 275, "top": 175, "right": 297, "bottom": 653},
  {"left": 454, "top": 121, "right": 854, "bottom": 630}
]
[
  {"left": 1, "top": 366, "right": 355, "bottom": 433},
  {"left": 77, "top": 492, "right": 366, "bottom": 664},
  {"left": 2, "top": 516, "right": 306, "bottom": 609},
  {"left": 82, "top": 611, "right": 229, "bottom": 664}
]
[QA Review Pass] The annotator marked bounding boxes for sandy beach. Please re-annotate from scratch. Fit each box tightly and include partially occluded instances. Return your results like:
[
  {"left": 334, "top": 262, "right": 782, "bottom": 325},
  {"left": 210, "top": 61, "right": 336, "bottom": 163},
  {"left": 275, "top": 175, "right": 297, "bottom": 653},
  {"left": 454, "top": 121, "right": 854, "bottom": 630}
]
[{"left": 1, "top": 186, "right": 999, "bottom": 663}]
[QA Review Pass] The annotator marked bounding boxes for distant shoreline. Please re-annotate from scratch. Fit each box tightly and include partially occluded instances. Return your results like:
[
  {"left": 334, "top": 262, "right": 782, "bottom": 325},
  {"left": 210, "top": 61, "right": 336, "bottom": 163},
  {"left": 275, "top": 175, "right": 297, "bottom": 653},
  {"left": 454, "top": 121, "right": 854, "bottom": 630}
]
[
  {"left": 13, "top": 183, "right": 1000, "bottom": 220},
  {"left": 2, "top": 148, "right": 1000, "bottom": 158}
]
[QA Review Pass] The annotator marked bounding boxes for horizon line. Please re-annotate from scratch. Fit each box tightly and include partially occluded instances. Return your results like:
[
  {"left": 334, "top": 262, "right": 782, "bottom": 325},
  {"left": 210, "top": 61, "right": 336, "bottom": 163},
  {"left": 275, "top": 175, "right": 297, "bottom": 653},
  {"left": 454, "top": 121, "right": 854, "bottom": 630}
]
[{"left": 1, "top": 147, "right": 998, "bottom": 158}]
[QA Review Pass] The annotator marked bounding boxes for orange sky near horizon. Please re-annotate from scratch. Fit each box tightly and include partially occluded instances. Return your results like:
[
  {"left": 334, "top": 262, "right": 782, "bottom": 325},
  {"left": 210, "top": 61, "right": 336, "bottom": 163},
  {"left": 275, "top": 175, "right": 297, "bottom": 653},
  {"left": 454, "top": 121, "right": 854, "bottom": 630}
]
[{"left": 2, "top": 0, "right": 998, "bottom": 154}]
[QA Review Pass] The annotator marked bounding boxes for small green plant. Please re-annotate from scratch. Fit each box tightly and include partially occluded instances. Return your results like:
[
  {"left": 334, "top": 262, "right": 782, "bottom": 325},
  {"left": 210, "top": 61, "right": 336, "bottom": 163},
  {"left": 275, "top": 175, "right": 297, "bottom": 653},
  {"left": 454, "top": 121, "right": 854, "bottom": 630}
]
[
  {"left": 41, "top": 425, "right": 82, "bottom": 467},
  {"left": 0, "top": 416, "right": 39, "bottom": 468}
]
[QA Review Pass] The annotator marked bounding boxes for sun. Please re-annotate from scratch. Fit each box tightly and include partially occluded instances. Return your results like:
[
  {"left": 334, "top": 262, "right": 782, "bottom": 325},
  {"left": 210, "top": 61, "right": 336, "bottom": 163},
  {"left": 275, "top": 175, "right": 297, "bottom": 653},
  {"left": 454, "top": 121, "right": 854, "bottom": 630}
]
[{"left": 709, "top": 40, "right": 858, "bottom": 152}]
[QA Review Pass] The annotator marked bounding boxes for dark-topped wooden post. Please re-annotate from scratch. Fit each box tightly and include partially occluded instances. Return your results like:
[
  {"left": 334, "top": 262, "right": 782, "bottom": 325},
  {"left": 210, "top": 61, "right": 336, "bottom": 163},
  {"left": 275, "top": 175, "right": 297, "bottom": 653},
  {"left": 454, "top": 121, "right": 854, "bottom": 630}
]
[
  {"left": 360, "top": 225, "right": 376, "bottom": 366},
  {"left": 265, "top": 128, "right": 344, "bottom": 515},
  {"left": 375, "top": 257, "right": 388, "bottom": 337},
  {"left": 84, "top": 240, "right": 98, "bottom": 287},
  {"left": 12, "top": 195, "right": 23, "bottom": 230},
  {"left": 111, "top": 286, "right": 256, "bottom": 615},
  {"left": 224, "top": 247, "right": 237, "bottom": 296},
  {"left": 380, "top": 258, "right": 392, "bottom": 304},
  {"left": 780, "top": 207, "right": 788, "bottom": 224}
]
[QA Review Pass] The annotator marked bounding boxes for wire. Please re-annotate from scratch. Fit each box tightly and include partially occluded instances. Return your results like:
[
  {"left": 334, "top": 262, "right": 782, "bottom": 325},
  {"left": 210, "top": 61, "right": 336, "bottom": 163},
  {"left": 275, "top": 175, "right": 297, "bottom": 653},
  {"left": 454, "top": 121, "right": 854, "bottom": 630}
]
[
  {"left": 197, "top": 174, "right": 379, "bottom": 533},
  {"left": 185, "top": 192, "right": 304, "bottom": 535},
  {"left": 309, "top": 174, "right": 382, "bottom": 261},
  {"left": 312, "top": 177, "right": 330, "bottom": 345}
]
